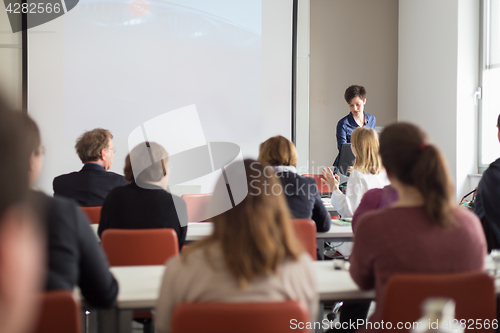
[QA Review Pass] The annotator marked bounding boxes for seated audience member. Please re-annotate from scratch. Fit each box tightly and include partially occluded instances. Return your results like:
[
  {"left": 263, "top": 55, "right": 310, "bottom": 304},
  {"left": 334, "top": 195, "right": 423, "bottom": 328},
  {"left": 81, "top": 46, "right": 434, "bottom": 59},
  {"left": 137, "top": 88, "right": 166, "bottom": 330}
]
[
  {"left": 475, "top": 114, "right": 500, "bottom": 252},
  {"left": 0, "top": 99, "right": 45, "bottom": 333},
  {"left": 98, "top": 142, "right": 187, "bottom": 250},
  {"left": 155, "top": 160, "right": 318, "bottom": 333},
  {"left": 351, "top": 185, "right": 398, "bottom": 230},
  {"left": 21, "top": 114, "right": 118, "bottom": 308},
  {"left": 349, "top": 123, "right": 486, "bottom": 332},
  {"left": 258, "top": 135, "right": 331, "bottom": 232},
  {"left": 53, "top": 128, "right": 127, "bottom": 206},
  {"left": 323, "top": 127, "right": 389, "bottom": 218}
]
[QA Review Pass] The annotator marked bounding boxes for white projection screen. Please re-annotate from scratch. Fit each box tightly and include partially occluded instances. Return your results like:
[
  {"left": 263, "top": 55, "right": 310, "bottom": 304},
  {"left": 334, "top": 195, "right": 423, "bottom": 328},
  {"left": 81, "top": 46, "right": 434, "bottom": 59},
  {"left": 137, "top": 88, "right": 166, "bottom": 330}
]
[{"left": 28, "top": 0, "right": 293, "bottom": 194}]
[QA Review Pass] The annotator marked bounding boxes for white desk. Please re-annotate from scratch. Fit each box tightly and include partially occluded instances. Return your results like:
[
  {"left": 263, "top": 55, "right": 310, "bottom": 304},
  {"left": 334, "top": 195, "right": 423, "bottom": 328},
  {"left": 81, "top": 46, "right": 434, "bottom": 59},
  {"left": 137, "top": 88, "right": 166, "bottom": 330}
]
[
  {"left": 90, "top": 221, "right": 353, "bottom": 245},
  {"left": 94, "top": 261, "right": 372, "bottom": 333}
]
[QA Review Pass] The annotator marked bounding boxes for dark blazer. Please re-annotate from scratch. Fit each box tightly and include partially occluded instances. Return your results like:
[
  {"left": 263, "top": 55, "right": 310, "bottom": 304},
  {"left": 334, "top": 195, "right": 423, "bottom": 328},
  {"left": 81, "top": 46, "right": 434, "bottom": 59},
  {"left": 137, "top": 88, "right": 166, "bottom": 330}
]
[
  {"left": 98, "top": 182, "right": 188, "bottom": 250},
  {"left": 276, "top": 171, "right": 331, "bottom": 232},
  {"left": 475, "top": 157, "right": 500, "bottom": 251},
  {"left": 53, "top": 163, "right": 127, "bottom": 207},
  {"left": 31, "top": 190, "right": 118, "bottom": 308}
]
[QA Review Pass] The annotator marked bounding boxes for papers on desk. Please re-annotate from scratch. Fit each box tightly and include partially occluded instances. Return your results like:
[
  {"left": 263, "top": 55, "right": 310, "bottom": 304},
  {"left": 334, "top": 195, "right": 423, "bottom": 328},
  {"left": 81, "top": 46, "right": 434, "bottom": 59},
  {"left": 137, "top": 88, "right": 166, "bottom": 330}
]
[{"left": 331, "top": 218, "right": 351, "bottom": 227}]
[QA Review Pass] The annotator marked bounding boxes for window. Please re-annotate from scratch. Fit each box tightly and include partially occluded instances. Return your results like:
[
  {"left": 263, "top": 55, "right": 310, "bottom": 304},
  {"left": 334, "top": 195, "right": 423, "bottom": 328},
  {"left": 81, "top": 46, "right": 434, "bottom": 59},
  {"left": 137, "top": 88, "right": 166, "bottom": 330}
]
[{"left": 480, "top": 0, "right": 500, "bottom": 171}]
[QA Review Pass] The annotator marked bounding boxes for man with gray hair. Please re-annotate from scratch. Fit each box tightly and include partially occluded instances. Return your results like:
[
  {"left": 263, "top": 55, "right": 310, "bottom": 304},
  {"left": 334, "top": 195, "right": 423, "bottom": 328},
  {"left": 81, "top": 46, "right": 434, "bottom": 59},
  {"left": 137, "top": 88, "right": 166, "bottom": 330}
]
[{"left": 53, "top": 128, "right": 127, "bottom": 206}]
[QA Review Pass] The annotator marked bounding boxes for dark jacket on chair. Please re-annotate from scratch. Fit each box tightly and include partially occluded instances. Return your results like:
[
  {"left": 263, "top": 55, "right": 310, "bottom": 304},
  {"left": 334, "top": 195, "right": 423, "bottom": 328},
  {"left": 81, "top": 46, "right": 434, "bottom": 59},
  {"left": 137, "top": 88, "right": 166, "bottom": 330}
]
[
  {"left": 53, "top": 163, "right": 127, "bottom": 207},
  {"left": 276, "top": 170, "right": 331, "bottom": 232},
  {"left": 97, "top": 182, "right": 188, "bottom": 250},
  {"left": 31, "top": 190, "right": 118, "bottom": 308}
]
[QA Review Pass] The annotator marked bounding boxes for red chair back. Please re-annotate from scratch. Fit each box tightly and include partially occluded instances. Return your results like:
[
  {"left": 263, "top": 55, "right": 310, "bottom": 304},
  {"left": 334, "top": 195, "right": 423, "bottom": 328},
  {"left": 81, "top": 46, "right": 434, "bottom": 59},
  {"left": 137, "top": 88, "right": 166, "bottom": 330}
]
[
  {"left": 181, "top": 193, "right": 212, "bottom": 222},
  {"left": 382, "top": 272, "right": 496, "bottom": 332},
  {"left": 79, "top": 206, "right": 102, "bottom": 224},
  {"left": 101, "top": 228, "right": 179, "bottom": 266},
  {"left": 302, "top": 174, "right": 331, "bottom": 194},
  {"left": 33, "top": 291, "right": 81, "bottom": 333},
  {"left": 291, "top": 219, "right": 316, "bottom": 260},
  {"left": 171, "top": 301, "right": 310, "bottom": 333}
]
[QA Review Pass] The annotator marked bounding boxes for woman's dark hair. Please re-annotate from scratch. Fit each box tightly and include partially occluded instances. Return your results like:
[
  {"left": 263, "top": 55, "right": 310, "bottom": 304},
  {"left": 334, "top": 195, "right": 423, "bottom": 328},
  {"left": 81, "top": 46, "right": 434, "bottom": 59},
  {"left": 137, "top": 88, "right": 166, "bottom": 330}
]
[
  {"left": 379, "top": 123, "right": 454, "bottom": 226},
  {"left": 344, "top": 85, "right": 366, "bottom": 104}
]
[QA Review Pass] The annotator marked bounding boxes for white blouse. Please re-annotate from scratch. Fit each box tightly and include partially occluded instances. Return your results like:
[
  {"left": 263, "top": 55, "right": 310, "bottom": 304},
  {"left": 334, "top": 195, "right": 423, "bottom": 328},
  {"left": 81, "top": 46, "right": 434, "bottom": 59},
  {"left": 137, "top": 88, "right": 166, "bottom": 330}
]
[{"left": 330, "top": 169, "right": 390, "bottom": 218}]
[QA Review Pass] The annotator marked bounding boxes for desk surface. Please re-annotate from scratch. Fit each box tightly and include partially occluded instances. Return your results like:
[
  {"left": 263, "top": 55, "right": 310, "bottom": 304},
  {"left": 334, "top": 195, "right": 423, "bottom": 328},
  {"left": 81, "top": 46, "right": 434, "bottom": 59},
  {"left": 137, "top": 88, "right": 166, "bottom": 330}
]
[
  {"left": 90, "top": 222, "right": 353, "bottom": 242},
  {"left": 109, "top": 261, "right": 373, "bottom": 310}
]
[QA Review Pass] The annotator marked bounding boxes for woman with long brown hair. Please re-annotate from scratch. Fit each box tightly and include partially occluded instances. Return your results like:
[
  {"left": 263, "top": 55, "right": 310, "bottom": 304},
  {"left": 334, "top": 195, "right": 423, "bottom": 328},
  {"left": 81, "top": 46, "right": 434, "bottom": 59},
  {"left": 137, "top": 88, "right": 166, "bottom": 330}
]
[
  {"left": 155, "top": 159, "right": 318, "bottom": 333},
  {"left": 349, "top": 123, "right": 486, "bottom": 331}
]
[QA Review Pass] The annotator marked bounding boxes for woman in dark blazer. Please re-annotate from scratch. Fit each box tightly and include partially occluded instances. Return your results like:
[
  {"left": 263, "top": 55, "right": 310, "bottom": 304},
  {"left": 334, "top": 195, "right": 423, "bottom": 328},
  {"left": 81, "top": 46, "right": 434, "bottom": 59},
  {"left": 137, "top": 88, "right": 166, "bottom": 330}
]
[
  {"left": 258, "top": 136, "right": 331, "bottom": 233},
  {"left": 98, "top": 142, "right": 188, "bottom": 250}
]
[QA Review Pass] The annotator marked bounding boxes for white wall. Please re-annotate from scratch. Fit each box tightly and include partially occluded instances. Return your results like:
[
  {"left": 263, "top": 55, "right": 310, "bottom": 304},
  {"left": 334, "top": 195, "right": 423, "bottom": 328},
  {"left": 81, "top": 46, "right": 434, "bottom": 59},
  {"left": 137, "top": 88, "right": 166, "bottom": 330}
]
[
  {"left": 296, "top": 0, "right": 310, "bottom": 173},
  {"left": 309, "top": 0, "right": 399, "bottom": 173},
  {"left": 398, "top": 0, "right": 479, "bottom": 201}
]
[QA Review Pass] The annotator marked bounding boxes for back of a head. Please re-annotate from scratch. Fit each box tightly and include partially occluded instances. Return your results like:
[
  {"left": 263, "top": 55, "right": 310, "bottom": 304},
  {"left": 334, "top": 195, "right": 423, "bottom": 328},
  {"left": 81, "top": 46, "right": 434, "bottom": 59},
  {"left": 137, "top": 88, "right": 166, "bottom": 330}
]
[
  {"left": 258, "top": 135, "right": 298, "bottom": 167},
  {"left": 351, "top": 127, "right": 382, "bottom": 174},
  {"left": 124, "top": 142, "right": 169, "bottom": 186},
  {"left": 206, "top": 159, "right": 302, "bottom": 287},
  {"left": 75, "top": 128, "right": 112, "bottom": 163},
  {"left": 379, "top": 123, "right": 454, "bottom": 225},
  {"left": 344, "top": 85, "right": 366, "bottom": 104},
  {"left": 0, "top": 100, "right": 31, "bottom": 218},
  {"left": 0, "top": 96, "right": 45, "bottom": 333}
]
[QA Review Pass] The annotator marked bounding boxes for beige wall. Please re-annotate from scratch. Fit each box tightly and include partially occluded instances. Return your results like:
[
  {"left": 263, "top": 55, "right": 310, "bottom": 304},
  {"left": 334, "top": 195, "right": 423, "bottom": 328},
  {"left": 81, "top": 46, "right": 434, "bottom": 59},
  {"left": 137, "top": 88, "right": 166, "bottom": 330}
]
[
  {"left": 0, "top": 1, "right": 22, "bottom": 110},
  {"left": 309, "top": 0, "right": 398, "bottom": 172}
]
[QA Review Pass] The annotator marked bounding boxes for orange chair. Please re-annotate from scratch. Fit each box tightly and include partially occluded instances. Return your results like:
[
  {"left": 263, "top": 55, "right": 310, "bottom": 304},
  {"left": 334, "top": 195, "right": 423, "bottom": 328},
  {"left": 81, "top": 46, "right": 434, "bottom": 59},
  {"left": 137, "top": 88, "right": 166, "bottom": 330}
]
[
  {"left": 302, "top": 174, "right": 331, "bottom": 194},
  {"left": 171, "top": 301, "right": 310, "bottom": 333},
  {"left": 79, "top": 206, "right": 102, "bottom": 224},
  {"left": 382, "top": 272, "right": 496, "bottom": 332},
  {"left": 101, "top": 228, "right": 179, "bottom": 266},
  {"left": 33, "top": 290, "right": 81, "bottom": 333},
  {"left": 101, "top": 228, "right": 180, "bottom": 333},
  {"left": 292, "top": 219, "right": 316, "bottom": 260},
  {"left": 181, "top": 193, "right": 212, "bottom": 222}
]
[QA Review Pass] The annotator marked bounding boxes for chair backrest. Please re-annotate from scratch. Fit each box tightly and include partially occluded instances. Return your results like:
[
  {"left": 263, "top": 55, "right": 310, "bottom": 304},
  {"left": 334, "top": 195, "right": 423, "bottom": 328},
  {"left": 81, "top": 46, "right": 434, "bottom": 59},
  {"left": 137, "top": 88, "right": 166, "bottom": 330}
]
[
  {"left": 181, "top": 193, "right": 212, "bottom": 222},
  {"left": 33, "top": 291, "right": 81, "bottom": 333},
  {"left": 302, "top": 174, "right": 331, "bottom": 194},
  {"left": 79, "top": 206, "right": 102, "bottom": 224},
  {"left": 382, "top": 272, "right": 496, "bottom": 332},
  {"left": 101, "top": 228, "right": 179, "bottom": 266},
  {"left": 171, "top": 301, "right": 310, "bottom": 333},
  {"left": 291, "top": 219, "right": 316, "bottom": 261}
]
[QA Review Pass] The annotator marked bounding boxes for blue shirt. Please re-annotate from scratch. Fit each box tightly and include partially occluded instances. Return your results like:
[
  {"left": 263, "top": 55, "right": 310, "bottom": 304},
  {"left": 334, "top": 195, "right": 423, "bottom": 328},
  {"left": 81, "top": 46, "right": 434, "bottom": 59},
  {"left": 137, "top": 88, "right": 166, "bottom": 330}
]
[{"left": 333, "top": 112, "right": 376, "bottom": 166}]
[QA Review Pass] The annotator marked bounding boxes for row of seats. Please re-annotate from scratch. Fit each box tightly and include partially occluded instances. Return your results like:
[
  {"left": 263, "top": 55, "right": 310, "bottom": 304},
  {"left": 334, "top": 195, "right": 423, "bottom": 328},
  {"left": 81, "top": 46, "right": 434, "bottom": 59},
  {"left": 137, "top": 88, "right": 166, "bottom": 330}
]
[
  {"left": 80, "top": 177, "right": 332, "bottom": 226},
  {"left": 33, "top": 271, "right": 496, "bottom": 333}
]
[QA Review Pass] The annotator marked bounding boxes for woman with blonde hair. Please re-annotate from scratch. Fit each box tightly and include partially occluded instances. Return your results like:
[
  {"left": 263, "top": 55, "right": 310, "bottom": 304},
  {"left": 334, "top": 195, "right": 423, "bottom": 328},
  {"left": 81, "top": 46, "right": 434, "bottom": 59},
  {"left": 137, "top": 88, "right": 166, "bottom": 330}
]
[
  {"left": 259, "top": 135, "right": 331, "bottom": 234},
  {"left": 323, "top": 127, "right": 389, "bottom": 218},
  {"left": 155, "top": 159, "right": 318, "bottom": 333}
]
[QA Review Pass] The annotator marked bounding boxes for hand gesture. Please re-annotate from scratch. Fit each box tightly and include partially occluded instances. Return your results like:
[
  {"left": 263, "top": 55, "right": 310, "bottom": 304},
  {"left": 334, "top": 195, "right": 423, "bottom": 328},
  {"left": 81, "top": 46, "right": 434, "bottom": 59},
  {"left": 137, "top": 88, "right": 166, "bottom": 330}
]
[{"left": 322, "top": 167, "right": 340, "bottom": 191}]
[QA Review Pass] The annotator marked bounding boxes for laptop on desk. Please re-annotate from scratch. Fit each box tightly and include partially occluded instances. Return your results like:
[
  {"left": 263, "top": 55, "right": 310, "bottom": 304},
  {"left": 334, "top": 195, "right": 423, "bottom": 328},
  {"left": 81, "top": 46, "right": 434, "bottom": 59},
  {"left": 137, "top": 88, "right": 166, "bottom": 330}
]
[{"left": 335, "top": 143, "right": 355, "bottom": 186}]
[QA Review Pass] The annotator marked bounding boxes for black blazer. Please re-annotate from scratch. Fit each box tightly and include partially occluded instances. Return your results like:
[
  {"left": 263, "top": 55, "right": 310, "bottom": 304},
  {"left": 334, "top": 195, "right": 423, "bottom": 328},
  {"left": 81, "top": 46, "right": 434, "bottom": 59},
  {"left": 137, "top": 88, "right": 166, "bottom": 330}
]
[
  {"left": 53, "top": 164, "right": 127, "bottom": 207},
  {"left": 31, "top": 190, "right": 118, "bottom": 308},
  {"left": 98, "top": 182, "right": 188, "bottom": 250},
  {"left": 276, "top": 171, "right": 331, "bottom": 232}
]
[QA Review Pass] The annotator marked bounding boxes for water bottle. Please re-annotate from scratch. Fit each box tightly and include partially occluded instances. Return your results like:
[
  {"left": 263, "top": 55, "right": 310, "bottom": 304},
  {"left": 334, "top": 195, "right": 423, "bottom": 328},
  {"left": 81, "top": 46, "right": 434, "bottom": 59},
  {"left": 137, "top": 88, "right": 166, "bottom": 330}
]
[{"left": 411, "top": 298, "right": 464, "bottom": 333}]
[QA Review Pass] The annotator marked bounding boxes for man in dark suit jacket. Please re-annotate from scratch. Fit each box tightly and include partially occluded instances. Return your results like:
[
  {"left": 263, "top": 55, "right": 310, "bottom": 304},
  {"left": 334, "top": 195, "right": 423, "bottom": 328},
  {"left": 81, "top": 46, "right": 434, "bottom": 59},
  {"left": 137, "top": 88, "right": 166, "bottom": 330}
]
[{"left": 53, "top": 128, "right": 127, "bottom": 206}]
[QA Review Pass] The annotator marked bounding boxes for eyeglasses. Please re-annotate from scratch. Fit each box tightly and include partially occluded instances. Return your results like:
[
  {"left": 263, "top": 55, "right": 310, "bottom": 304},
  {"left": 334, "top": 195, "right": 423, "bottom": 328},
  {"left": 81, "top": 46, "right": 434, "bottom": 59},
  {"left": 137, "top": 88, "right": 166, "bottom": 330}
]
[{"left": 108, "top": 147, "right": 117, "bottom": 153}]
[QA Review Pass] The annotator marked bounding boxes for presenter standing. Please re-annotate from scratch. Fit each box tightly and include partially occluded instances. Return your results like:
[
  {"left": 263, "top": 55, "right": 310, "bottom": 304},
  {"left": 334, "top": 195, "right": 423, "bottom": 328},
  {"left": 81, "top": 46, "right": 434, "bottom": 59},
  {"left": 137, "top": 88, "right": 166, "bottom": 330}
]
[{"left": 334, "top": 85, "right": 376, "bottom": 167}]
